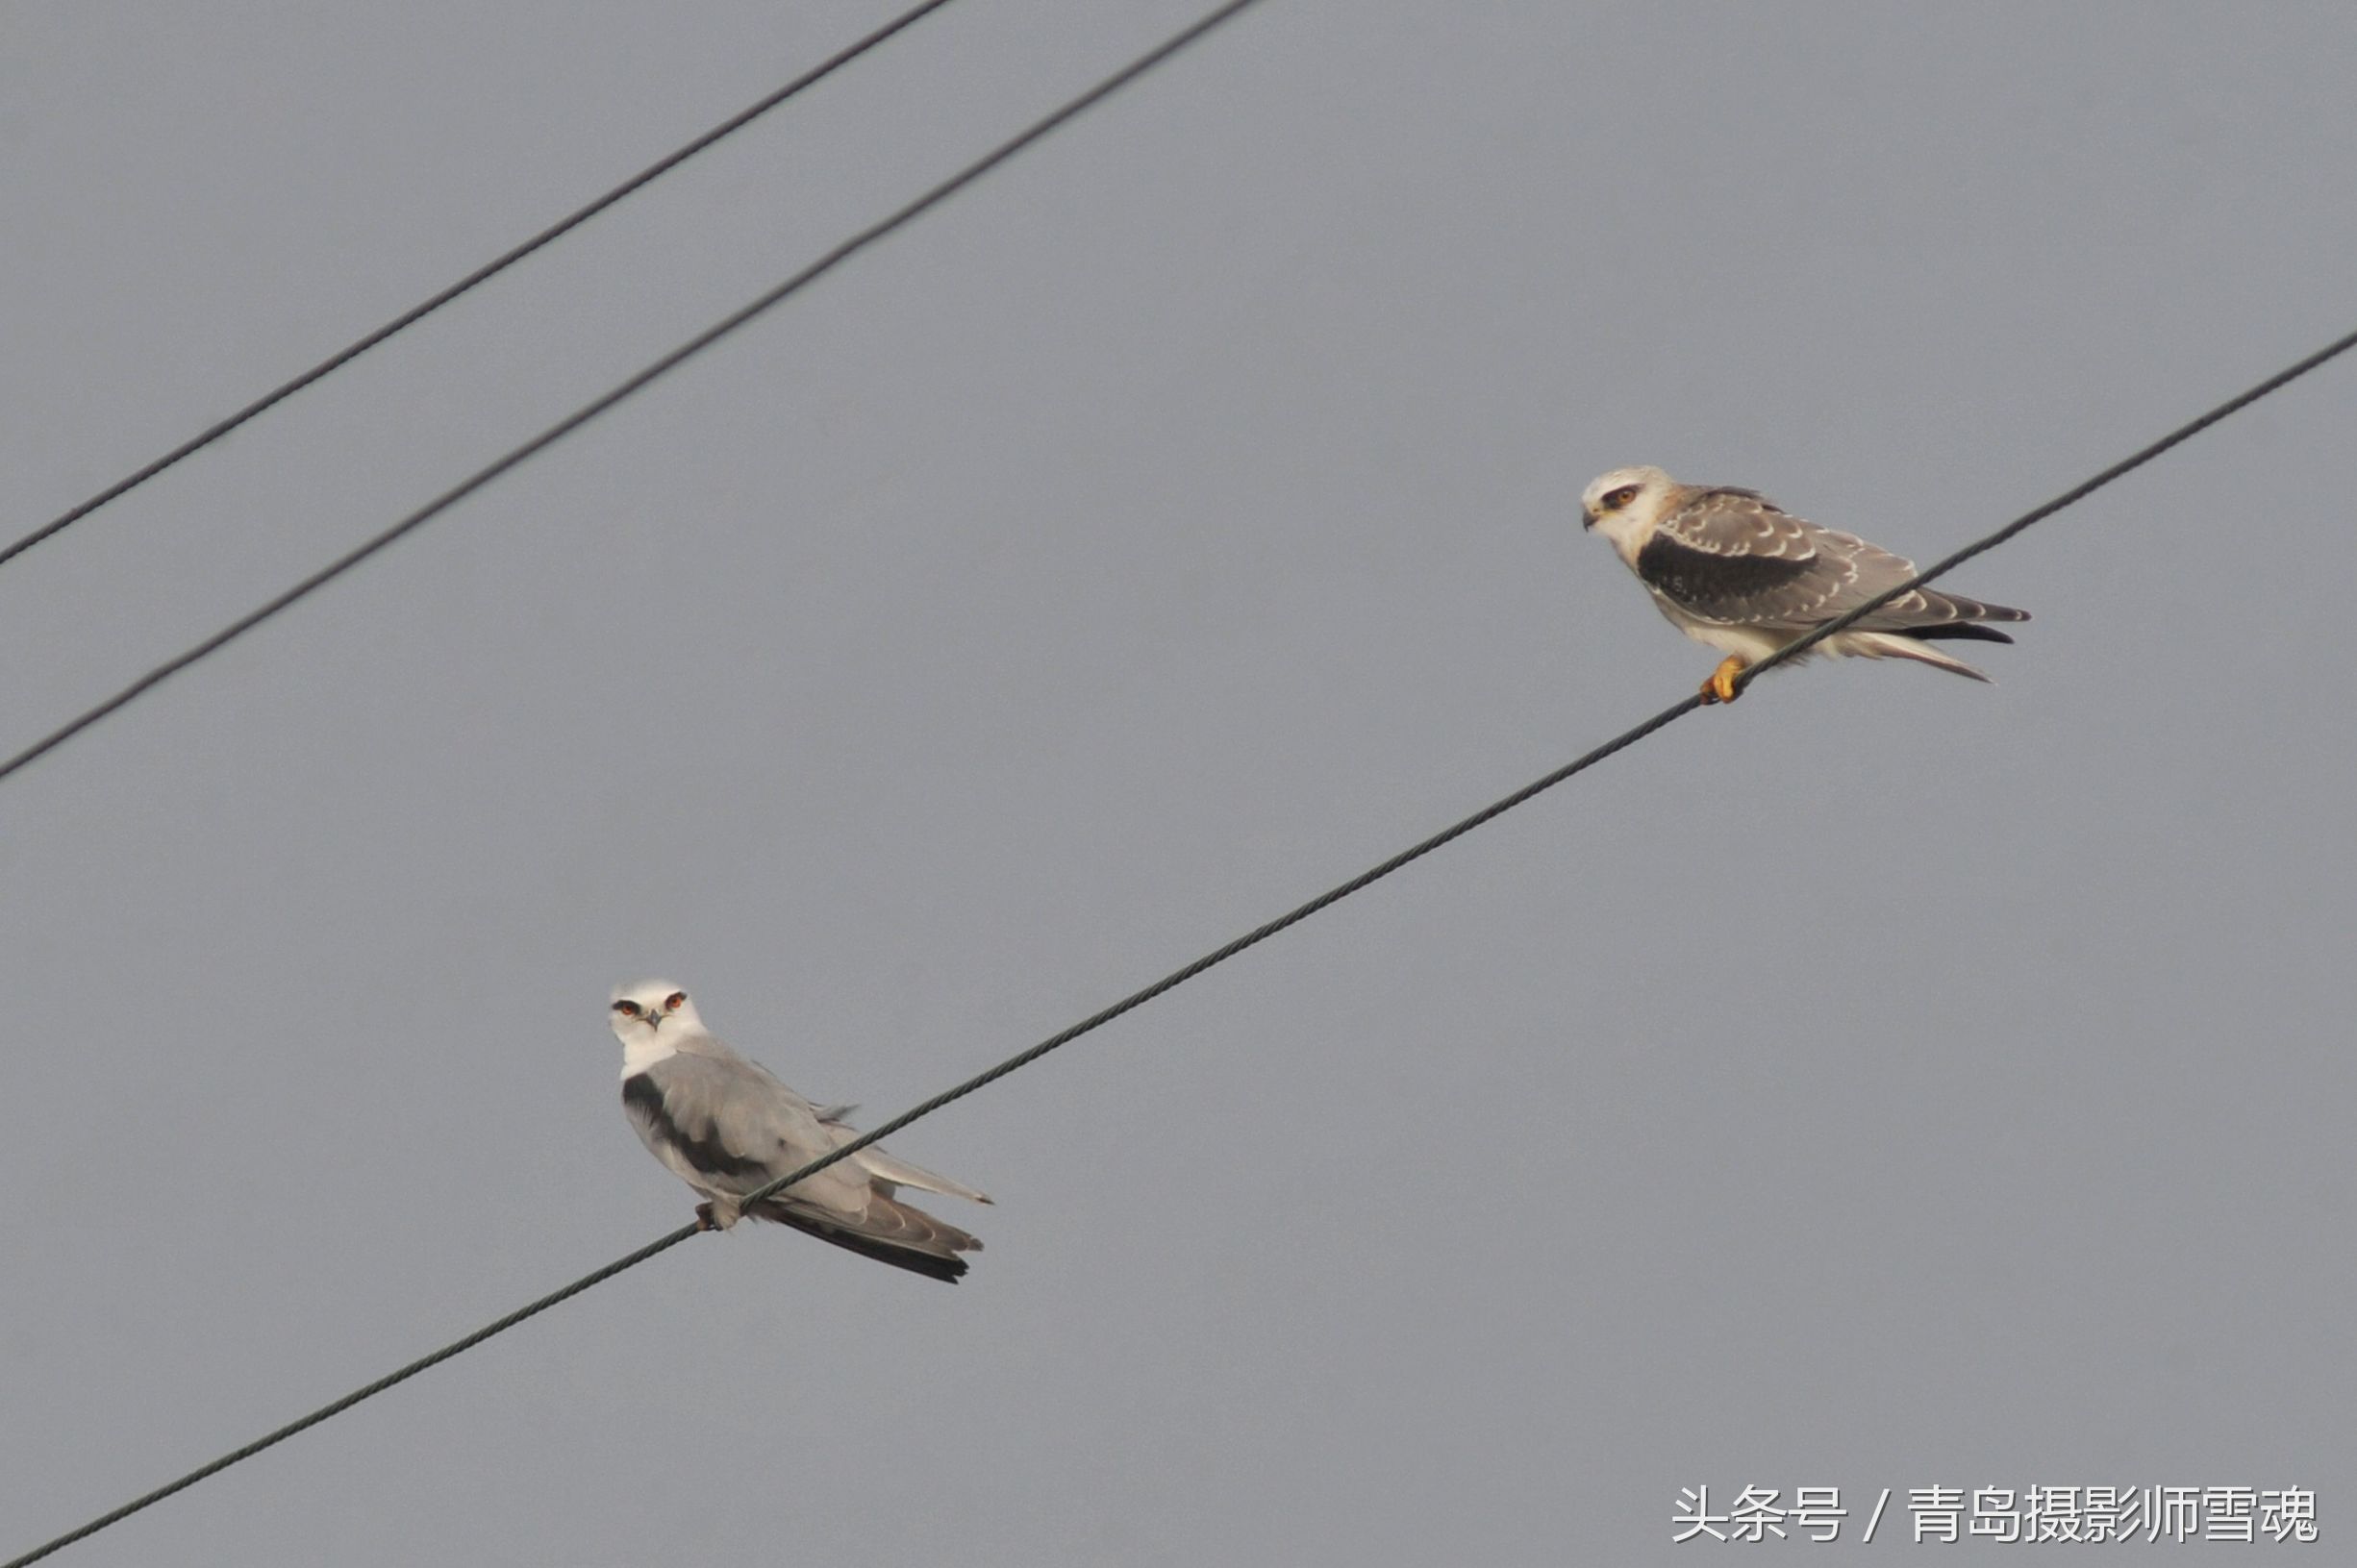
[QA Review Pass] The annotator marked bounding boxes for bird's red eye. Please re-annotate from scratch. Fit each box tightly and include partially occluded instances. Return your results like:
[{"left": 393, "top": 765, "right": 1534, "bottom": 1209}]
[
  {"left": 664, "top": 992, "right": 686, "bottom": 1012},
  {"left": 614, "top": 1000, "right": 641, "bottom": 1018},
  {"left": 1607, "top": 485, "right": 1640, "bottom": 510}
]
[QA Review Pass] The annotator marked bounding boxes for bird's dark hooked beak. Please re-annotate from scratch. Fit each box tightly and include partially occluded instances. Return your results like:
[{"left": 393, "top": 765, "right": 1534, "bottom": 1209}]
[{"left": 1580, "top": 507, "right": 1597, "bottom": 531}]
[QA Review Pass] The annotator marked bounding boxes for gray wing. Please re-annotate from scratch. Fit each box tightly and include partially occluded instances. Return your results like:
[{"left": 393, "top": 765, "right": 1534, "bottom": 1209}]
[
  {"left": 623, "top": 1051, "right": 984, "bottom": 1282},
  {"left": 622, "top": 1050, "right": 835, "bottom": 1202},
  {"left": 1642, "top": 488, "right": 2027, "bottom": 632}
]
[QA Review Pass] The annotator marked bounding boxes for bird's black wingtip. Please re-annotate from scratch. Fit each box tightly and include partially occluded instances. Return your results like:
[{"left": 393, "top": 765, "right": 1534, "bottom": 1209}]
[{"left": 1911, "top": 624, "right": 2016, "bottom": 646}]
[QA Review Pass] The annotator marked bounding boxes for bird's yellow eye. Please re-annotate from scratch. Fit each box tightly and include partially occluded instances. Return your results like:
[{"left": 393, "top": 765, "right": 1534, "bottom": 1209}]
[
  {"left": 614, "top": 1000, "right": 641, "bottom": 1018},
  {"left": 1606, "top": 485, "right": 1640, "bottom": 510},
  {"left": 664, "top": 991, "right": 686, "bottom": 1012}
]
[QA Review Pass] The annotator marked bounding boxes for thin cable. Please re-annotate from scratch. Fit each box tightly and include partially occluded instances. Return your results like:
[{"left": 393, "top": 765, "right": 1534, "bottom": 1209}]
[
  {"left": 11, "top": 327, "right": 2353, "bottom": 1568},
  {"left": 0, "top": 1226, "right": 702, "bottom": 1568},
  {"left": 0, "top": 0, "right": 1271, "bottom": 790},
  {"left": 9, "top": 322, "right": 2354, "bottom": 1568},
  {"left": 716, "top": 319, "right": 2357, "bottom": 1198},
  {"left": 733, "top": 704, "right": 1713, "bottom": 1213},
  {"left": 1734, "top": 324, "right": 2357, "bottom": 694},
  {"left": 4, "top": 708, "right": 1705, "bottom": 1568},
  {"left": 0, "top": 0, "right": 957, "bottom": 576}
]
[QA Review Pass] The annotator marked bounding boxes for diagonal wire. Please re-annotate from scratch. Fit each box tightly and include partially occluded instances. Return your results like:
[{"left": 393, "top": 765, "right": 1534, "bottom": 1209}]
[
  {"left": 733, "top": 331, "right": 2357, "bottom": 1212},
  {"left": 0, "top": 1225, "right": 704, "bottom": 1568},
  {"left": 8, "top": 321, "right": 2351, "bottom": 1568},
  {"left": 1734, "top": 324, "right": 2357, "bottom": 694},
  {"left": 0, "top": 0, "right": 1272, "bottom": 791},
  {"left": 0, "top": 0, "right": 957, "bottom": 575}
]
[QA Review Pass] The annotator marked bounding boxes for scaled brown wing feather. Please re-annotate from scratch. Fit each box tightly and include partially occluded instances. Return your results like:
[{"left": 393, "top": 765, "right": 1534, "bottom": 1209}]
[{"left": 1650, "top": 489, "right": 2027, "bottom": 632}]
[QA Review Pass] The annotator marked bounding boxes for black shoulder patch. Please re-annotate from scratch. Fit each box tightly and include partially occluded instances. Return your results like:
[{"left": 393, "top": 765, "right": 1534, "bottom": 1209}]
[
  {"left": 623, "top": 1071, "right": 767, "bottom": 1180},
  {"left": 621, "top": 1070, "right": 664, "bottom": 1118},
  {"left": 1636, "top": 530, "right": 1814, "bottom": 608}
]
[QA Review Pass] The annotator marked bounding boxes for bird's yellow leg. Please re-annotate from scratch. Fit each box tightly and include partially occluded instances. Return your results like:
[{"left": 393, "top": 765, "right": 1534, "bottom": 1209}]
[{"left": 1699, "top": 656, "right": 1747, "bottom": 705}]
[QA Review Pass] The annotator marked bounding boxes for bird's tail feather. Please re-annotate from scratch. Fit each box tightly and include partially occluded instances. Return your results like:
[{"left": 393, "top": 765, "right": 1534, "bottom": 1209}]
[
  {"left": 816, "top": 1114, "right": 992, "bottom": 1205},
  {"left": 1857, "top": 588, "right": 2029, "bottom": 635},
  {"left": 852, "top": 1147, "right": 994, "bottom": 1205},
  {"left": 1920, "top": 589, "right": 2029, "bottom": 624},
  {"left": 1851, "top": 632, "right": 1993, "bottom": 682},
  {"left": 757, "top": 1194, "right": 982, "bottom": 1284}
]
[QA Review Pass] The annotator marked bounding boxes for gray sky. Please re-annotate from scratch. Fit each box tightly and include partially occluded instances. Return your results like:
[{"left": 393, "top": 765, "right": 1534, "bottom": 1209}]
[{"left": 3, "top": 3, "right": 2352, "bottom": 1562}]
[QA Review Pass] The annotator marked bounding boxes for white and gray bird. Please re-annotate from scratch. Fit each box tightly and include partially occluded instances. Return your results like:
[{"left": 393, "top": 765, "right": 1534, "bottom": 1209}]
[
  {"left": 1581, "top": 465, "right": 2028, "bottom": 703},
  {"left": 612, "top": 980, "right": 990, "bottom": 1283}
]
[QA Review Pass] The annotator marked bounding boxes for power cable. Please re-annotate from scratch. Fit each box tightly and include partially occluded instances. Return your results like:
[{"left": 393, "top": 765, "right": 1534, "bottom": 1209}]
[
  {"left": 0, "top": 1228, "right": 703, "bottom": 1568},
  {"left": 7, "top": 318, "right": 2350, "bottom": 1568},
  {"left": 0, "top": 0, "right": 956, "bottom": 575},
  {"left": 1734, "top": 324, "right": 2357, "bottom": 694},
  {"left": 0, "top": 0, "right": 1270, "bottom": 790}
]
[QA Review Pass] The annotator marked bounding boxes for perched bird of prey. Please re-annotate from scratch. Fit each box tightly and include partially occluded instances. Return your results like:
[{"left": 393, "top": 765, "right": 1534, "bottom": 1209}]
[
  {"left": 612, "top": 980, "right": 990, "bottom": 1282},
  {"left": 1580, "top": 465, "right": 2028, "bottom": 703}
]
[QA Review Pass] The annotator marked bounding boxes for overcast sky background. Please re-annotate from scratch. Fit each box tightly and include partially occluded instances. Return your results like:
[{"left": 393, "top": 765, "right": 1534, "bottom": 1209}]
[{"left": 3, "top": 3, "right": 2352, "bottom": 1562}]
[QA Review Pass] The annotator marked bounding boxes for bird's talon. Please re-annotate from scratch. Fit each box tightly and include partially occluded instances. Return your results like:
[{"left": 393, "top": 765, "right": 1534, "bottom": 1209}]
[
  {"left": 693, "top": 1202, "right": 718, "bottom": 1232},
  {"left": 1702, "top": 658, "right": 1745, "bottom": 705}
]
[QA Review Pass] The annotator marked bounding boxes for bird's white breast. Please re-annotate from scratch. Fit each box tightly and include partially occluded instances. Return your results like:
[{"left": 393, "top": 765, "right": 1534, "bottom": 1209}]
[{"left": 618, "top": 1030, "right": 680, "bottom": 1079}]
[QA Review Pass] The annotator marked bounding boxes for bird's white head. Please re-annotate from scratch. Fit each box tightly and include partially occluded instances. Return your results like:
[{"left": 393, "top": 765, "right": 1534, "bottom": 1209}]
[
  {"left": 1580, "top": 464, "right": 1679, "bottom": 563},
  {"left": 610, "top": 979, "right": 708, "bottom": 1075}
]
